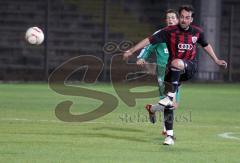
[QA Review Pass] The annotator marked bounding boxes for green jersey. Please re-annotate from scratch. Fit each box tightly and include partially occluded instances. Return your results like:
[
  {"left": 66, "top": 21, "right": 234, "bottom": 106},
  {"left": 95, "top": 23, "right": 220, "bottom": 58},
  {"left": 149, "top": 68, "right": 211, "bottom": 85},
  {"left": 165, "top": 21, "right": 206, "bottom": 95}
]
[
  {"left": 138, "top": 43, "right": 169, "bottom": 66},
  {"left": 138, "top": 43, "right": 169, "bottom": 99},
  {"left": 138, "top": 43, "right": 180, "bottom": 102}
]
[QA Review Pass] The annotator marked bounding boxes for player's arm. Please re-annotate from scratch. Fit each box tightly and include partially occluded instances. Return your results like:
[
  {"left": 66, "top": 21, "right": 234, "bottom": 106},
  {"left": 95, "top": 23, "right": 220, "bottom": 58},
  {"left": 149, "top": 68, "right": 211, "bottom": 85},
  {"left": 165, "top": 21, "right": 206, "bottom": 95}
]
[
  {"left": 136, "top": 44, "right": 156, "bottom": 66},
  {"left": 203, "top": 44, "right": 227, "bottom": 68},
  {"left": 123, "top": 30, "right": 166, "bottom": 60},
  {"left": 137, "top": 44, "right": 156, "bottom": 60},
  {"left": 123, "top": 38, "right": 150, "bottom": 60},
  {"left": 198, "top": 32, "right": 227, "bottom": 69}
]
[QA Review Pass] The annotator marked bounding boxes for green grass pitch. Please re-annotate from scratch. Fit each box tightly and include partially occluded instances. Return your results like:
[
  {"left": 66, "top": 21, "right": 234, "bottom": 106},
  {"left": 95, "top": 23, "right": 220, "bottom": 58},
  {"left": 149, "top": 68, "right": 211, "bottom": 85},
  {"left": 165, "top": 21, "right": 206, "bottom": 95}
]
[{"left": 0, "top": 83, "right": 239, "bottom": 162}]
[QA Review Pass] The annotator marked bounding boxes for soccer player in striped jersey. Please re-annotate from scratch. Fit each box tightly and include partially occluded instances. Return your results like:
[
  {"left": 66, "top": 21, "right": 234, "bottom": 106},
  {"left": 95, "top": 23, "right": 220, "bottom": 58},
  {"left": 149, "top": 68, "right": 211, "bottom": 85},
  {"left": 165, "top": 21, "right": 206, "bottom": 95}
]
[
  {"left": 136, "top": 9, "right": 179, "bottom": 137},
  {"left": 123, "top": 5, "right": 227, "bottom": 145}
]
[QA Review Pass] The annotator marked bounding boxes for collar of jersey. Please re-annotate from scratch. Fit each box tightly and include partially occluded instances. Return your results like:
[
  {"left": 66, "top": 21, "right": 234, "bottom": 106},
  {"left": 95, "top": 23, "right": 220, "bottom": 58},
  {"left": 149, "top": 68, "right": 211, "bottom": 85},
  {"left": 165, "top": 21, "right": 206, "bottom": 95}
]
[{"left": 178, "top": 24, "right": 192, "bottom": 32}]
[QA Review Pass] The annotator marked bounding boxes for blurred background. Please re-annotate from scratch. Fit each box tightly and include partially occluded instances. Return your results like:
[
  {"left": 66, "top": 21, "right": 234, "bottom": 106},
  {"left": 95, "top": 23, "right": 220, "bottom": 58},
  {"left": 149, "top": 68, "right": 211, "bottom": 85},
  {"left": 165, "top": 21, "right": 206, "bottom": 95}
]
[{"left": 0, "top": 0, "right": 239, "bottom": 82}]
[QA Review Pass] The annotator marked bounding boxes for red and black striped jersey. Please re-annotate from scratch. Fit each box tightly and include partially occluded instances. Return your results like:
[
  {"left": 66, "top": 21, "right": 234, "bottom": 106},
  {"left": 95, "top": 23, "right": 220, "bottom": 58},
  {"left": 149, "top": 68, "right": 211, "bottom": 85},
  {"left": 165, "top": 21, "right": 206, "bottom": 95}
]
[{"left": 149, "top": 24, "right": 208, "bottom": 62}]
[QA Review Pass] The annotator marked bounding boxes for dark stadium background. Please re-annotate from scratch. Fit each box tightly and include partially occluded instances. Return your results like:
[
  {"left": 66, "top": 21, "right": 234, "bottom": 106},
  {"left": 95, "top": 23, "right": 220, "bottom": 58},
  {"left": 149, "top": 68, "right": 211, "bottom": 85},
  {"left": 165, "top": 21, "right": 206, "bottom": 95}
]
[{"left": 0, "top": 0, "right": 239, "bottom": 82}]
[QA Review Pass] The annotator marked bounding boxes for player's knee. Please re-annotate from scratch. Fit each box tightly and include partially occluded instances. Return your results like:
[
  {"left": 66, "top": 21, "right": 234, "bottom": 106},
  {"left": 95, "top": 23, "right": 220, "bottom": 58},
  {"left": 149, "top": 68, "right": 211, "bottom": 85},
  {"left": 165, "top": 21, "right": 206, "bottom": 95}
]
[{"left": 171, "top": 59, "right": 184, "bottom": 70}]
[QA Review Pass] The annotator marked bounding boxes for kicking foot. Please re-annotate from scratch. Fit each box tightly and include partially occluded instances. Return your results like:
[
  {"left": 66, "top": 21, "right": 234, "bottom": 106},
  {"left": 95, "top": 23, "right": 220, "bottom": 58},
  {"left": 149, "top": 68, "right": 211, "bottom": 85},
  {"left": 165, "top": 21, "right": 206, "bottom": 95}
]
[{"left": 145, "top": 104, "right": 156, "bottom": 124}]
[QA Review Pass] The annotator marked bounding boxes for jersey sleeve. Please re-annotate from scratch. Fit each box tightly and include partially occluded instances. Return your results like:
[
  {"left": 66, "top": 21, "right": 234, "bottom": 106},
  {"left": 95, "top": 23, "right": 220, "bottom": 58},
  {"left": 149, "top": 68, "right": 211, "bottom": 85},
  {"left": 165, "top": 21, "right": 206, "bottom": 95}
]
[
  {"left": 148, "top": 29, "right": 167, "bottom": 45},
  {"left": 137, "top": 44, "right": 156, "bottom": 60},
  {"left": 197, "top": 31, "right": 208, "bottom": 47}
]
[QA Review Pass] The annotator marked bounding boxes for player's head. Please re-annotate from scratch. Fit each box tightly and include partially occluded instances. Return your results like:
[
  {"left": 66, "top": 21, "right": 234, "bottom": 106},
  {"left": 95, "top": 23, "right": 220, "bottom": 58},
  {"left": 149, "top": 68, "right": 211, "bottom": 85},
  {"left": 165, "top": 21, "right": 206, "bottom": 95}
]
[
  {"left": 178, "top": 5, "right": 194, "bottom": 29},
  {"left": 165, "top": 9, "right": 179, "bottom": 26}
]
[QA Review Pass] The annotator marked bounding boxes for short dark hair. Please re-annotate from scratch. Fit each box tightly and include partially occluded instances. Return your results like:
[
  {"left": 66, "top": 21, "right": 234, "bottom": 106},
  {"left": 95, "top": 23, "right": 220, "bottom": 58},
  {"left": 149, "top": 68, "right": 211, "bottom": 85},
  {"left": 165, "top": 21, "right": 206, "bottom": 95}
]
[
  {"left": 166, "top": 9, "right": 179, "bottom": 18},
  {"left": 178, "top": 5, "right": 195, "bottom": 17}
]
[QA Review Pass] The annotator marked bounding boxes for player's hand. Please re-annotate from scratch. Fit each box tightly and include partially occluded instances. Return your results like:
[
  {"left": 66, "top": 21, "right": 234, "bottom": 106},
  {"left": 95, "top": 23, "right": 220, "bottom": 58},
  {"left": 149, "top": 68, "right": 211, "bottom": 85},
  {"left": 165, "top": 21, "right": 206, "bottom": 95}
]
[
  {"left": 216, "top": 59, "right": 227, "bottom": 69},
  {"left": 123, "top": 50, "right": 133, "bottom": 60},
  {"left": 136, "top": 59, "right": 146, "bottom": 67}
]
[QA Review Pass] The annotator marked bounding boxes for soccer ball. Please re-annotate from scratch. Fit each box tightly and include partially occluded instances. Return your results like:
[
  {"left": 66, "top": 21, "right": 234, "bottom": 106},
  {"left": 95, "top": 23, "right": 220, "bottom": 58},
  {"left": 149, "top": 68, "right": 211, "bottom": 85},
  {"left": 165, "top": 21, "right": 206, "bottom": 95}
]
[{"left": 25, "top": 27, "right": 44, "bottom": 45}]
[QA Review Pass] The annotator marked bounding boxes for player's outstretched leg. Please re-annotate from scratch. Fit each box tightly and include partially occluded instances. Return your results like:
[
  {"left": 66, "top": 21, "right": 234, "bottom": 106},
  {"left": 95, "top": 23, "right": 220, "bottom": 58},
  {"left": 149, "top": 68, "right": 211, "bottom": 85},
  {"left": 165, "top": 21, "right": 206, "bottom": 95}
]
[{"left": 145, "top": 104, "right": 164, "bottom": 124}]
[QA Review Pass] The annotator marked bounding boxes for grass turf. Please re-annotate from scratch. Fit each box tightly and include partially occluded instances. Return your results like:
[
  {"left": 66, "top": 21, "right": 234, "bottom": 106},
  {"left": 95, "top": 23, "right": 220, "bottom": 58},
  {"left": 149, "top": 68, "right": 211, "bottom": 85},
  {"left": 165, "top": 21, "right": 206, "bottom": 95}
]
[{"left": 0, "top": 83, "right": 239, "bottom": 162}]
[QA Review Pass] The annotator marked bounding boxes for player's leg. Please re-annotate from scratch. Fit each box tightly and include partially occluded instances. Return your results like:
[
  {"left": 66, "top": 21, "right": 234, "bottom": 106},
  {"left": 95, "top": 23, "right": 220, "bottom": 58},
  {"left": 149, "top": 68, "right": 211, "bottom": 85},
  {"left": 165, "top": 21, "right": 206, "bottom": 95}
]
[
  {"left": 161, "top": 110, "right": 167, "bottom": 136},
  {"left": 145, "top": 92, "right": 180, "bottom": 138},
  {"left": 145, "top": 63, "right": 167, "bottom": 124},
  {"left": 163, "top": 60, "right": 196, "bottom": 145},
  {"left": 163, "top": 108, "right": 175, "bottom": 145},
  {"left": 145, "top": 81, "right": 170, "bottom": 125},
  {"left": 162, "top": 85, "right": 180, "bottom": 134},
  {"left": 162, "top": 88, "right": 180, "bottom": 145},
  {"left": 145, "top": 104, "right": 164, "bottom": 124},
  {"left": 159, "top": 59, "right": 185, "bottom": 107},
  {"left": 161, "top": 68, "right": 182, "bottom": 145}
]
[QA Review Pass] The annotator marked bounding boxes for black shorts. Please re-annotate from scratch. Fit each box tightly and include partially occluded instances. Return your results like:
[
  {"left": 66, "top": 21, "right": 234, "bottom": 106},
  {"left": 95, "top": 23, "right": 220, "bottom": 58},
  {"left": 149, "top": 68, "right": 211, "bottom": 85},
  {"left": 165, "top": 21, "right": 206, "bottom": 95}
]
[{"left": 165, "top": 60, "right": 197, "bottom": 83}]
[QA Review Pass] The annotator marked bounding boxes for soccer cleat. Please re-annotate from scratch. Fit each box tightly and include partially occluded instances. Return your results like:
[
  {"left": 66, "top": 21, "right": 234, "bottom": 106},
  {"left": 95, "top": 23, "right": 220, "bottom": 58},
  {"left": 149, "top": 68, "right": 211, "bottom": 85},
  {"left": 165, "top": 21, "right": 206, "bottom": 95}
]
[
  {"left": 145, "top": 104, "right": 156, "bottom": 124},
  {"left": 158, "top": 96, "right": 173, "bottom": 107},
  {"left": 163, "top": 135, "right": 175, "bottom": 145}
]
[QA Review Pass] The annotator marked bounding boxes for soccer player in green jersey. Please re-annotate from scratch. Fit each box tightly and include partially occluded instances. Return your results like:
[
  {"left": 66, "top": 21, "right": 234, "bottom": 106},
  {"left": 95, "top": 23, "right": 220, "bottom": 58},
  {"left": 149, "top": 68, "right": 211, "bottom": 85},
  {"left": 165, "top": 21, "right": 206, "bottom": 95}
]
[{"left": 136, "top": 9, "right": 179, "bottom": 137}]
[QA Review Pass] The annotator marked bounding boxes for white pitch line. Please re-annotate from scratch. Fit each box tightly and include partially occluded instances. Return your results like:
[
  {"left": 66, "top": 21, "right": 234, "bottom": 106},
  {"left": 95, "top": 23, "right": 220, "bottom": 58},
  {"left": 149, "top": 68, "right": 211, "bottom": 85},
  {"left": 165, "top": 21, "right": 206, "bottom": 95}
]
[
  {"left": 218, "top": 132, "right": 240, "bottom": 140},
  {"left": 0, "top": 118, "right": 107, "bottom": 124},
  {"left": 0, "top": 118, "right": 60, "bottom": 123},
  {"left": 186, "top": 124, "right": 240, "bottom": 129}
]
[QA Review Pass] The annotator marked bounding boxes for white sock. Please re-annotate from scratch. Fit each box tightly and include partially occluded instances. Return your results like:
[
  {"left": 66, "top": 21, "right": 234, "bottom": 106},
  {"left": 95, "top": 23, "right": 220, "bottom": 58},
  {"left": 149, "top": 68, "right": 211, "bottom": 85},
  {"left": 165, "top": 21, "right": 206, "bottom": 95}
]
[
  {"left": 167, "top": 92, "right": 176, "bottom": 99},
  {"left": 166, "top": 130, "right": 174, "bottom": 136}
]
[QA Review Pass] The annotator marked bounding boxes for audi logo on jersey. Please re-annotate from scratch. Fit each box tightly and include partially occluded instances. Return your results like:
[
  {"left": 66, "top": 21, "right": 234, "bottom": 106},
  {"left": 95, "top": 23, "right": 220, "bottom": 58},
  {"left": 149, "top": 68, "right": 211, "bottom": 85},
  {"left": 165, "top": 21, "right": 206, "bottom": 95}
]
[{"left": 178, "top": 43, "right": 193, "bottom": 50}]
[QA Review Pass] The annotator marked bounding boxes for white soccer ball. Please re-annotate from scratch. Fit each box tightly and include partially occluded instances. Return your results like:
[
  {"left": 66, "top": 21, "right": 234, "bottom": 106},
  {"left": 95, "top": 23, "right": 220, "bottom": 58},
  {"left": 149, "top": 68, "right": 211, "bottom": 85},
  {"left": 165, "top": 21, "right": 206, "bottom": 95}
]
[{"left": 25, "top": 27, "right": 44, "bottom": 45}]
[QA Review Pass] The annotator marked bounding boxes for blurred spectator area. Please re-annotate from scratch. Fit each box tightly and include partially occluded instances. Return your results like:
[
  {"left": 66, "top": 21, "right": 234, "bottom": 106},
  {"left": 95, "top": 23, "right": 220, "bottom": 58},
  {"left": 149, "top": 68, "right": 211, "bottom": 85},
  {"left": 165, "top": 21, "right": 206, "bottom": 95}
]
[
  {"left": 220, "top": 0, "right": 240, "bottom": 81},
  {"left": 0, "top": 0, "right": 239, "bottom": 81}
]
